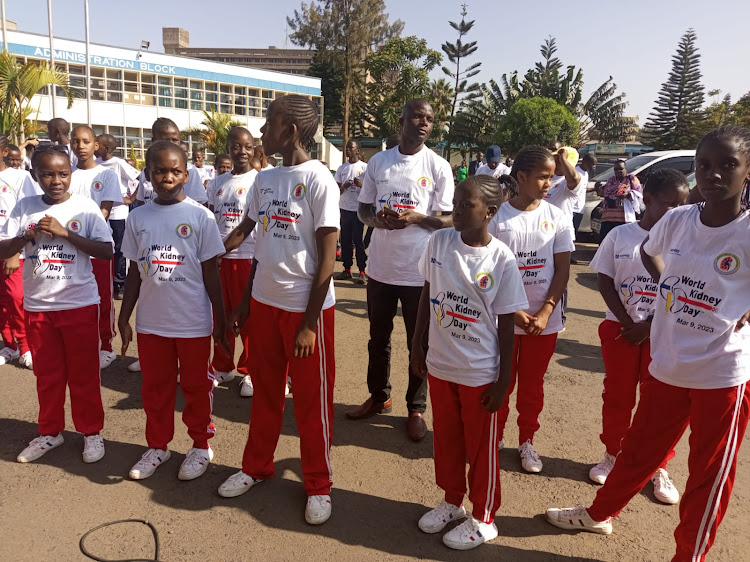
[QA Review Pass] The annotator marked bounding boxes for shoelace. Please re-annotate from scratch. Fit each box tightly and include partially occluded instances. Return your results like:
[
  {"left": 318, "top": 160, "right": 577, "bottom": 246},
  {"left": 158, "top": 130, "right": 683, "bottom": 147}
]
[
  {"left": 655, "top": 470, "right": 674, "bottom": 491},
  {"left": 521, "top": 443, "right": 540, "bottom": 462},
  {"left": 140, "top": 449, "right": 163, "bottom": 465},
  {"left": 455, "top": 518, "right": 481, "bottom": 539}
]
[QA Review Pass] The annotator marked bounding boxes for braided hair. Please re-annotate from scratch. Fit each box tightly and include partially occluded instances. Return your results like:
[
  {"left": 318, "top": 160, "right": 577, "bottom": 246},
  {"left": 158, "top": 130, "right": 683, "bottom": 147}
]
[
  {"left": 274, "top": 95, "right": 319, "bottom": 153},
  {"left": 458, "top": 174, "right": 507, "bottom": 208},
  {"left": 498, "top": 145, "right": 555, "bottom": 198},
  {"left": 643, "top": 168, "right": 688, "bottom": 196},
  {"left": 0, "top": 134, "right": 8, "bottom": 149}
]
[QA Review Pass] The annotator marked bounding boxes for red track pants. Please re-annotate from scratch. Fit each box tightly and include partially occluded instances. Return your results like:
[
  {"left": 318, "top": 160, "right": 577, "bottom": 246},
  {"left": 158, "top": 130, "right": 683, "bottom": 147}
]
[
  {"left": 137, "top": 333, "right": 215, "bottom": 450},
  {"left": 588, "top": 377, "right": 750, "bottom": 562},
  {"left": 91, "top": 257, "right": 115, "bottom": 352},
  {"left": 25, "top": 304, "right": 103, "bottom": 436},
  {"left": 599, "top": 319, "right": 674, "bottom": 468},
  {"left": 0, "top": 259, "right": 28, "bottom": 353},
  {"left": 497, "top": 333, "right": 558, "bottom": 445},
  {"left": 212, "top": 258, "right": 251, "bottom": 374},
  {"left": 429, "top": 375, "right": 502, "bottom": 523},
  {"left": 241, "top": 299, "right": 335, "bottom": 496}
]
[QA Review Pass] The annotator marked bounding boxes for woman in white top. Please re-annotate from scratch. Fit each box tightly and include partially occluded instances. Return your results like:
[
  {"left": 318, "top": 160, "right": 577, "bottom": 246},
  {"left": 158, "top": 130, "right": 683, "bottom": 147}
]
[{"left": 490, "top": 146, "right": 574, "bottom": 473}]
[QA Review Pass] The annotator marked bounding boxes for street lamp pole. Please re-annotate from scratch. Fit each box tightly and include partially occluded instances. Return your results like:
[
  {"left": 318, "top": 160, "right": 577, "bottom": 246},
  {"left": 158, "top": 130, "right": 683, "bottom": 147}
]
[
  {"left": 47, "top": 0, "right": 57, "bottom": 117},
  {"left": 84, "top": 0, "right": 92, "bottom": 126}
]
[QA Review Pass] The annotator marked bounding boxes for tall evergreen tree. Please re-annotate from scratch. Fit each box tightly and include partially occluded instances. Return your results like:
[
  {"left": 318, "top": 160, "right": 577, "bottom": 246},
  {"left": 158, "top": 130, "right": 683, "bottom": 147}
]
[
  {"left": 287, "top": 0, "right": 403, "bottom": 141},
  {"left": 642, "top": 29, "right": 705, "bottom": 149},
  {"left": 441, "top": 4, "right": 481, "bottom": 152}
]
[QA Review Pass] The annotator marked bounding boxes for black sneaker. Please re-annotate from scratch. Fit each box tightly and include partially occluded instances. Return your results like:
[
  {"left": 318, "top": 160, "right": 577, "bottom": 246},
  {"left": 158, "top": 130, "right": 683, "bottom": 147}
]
[
  {"left": 114, "top": 286, "right": 124, "bottom": 300},
  {"left": 334, "top": 270, "right": 352, "bottom": 281},
  {"left": 354, "top": 271, "right": 367, "bottom": 285}
]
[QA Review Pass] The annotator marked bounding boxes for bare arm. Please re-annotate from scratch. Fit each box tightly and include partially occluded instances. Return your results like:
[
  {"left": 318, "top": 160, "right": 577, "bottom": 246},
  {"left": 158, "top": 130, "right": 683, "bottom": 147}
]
[
  {"left": 223, "top": 216, "right": 257, "bottom": 254},
  {"left": 0, "top": 237, "right": 30, "bottom": 260},
  {"left": 557, "top": 150, "right": 581, "bottom": 190},
  {"left": 410, "top": 282, "right": 431, "bottom": 379},
  {"left": 202, "top": 256, "right": 230, "bottom": 355},
  {"left": 117, "top": 262, "right": 141, "bottom": 357},
  {"left": 597, "top": 273, "right": 634, "bottom": 326},
  {"left": 358, "top": 202, "right": 390, "bottom": 229},
  {"left": 640, "top": 236, "right": 664, "bottom": 282},
  {"left": 527, "top": 251, "right": 570, "bottom": 335},
  {"left": 99, "top": 201, "right": 113, "bottom": 221},
  {"left": 480, "top": 313, "right": 516, "bottom": 412}
]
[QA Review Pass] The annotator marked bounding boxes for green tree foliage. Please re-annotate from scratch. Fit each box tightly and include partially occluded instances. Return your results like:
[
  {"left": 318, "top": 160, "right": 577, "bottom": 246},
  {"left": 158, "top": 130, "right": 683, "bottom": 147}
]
[
  {"left": 642, "top": 29, "right": 705, "bottom": 149},
  {"left": 308, "top": 50, "right": 345, "bottom": 136},
  {"left": 428, "top": 78, "right": 454, "bottom": 142},
  {"left": 364, "top": 36, "right": 442, "bottom": 137},
  {"left": 441, "top": 5, "right": 481, "bottom": 150},
  {"left": 182, "top": 110, "right": 245, "bottom": 156},
  {"left": 497, "top": 97, "right": 578, "bottom": 154},
  {"left": 731, "top": 92, "right": 750, "bottom": 128},
  {"left": 0, "top": 51, "right": 75, "bottom": 144},
  {"left": 287, "top": 0, "right": 403, "bottom": 141}
]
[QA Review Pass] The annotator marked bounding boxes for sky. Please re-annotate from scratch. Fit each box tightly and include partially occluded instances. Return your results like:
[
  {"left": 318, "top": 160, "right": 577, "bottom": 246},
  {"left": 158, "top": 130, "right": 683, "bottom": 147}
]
[{"left": 5, "top": 0, "right": 749, "bottom": 126}]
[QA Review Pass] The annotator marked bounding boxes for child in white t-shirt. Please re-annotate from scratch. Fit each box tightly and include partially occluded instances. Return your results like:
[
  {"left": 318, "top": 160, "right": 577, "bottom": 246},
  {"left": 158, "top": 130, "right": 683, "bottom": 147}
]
[
  {"left": 135, "top": 118, "right": 208, "bottom": 206},
  {"left": 490, "top": 146, "right": 575, "bottom": 473},
  {"left": 0, "top": 135, "right": 38, "bottom": 369},
  {"left": 119, "top": 141, "right": 227, "bottom": 483},
  {"left": 0, "top": 147, "right": 113, "bottom": 464},
  {"left": 218, "top": 95, "right": 339, "bottom": 526},
  {"left": 206, "top": 127, "right": 258, "bottom": 393},
  {"left": 95, "top": 133, "right": 140, "bottom": 300},
  {"left": 412, "top": 175, "right": 528, "bottom": 550},
  {"left": 546, "top": 126, "right": 750, "bottom": 562},
  {"left": 205, "top": 154, "right": 233, "bottom": 196},
  {"left": 70, "top": 126, "right": 123, "bottom": 369},
  {"left": 588, "top": 168, "right": 689, "bottom": 503}
]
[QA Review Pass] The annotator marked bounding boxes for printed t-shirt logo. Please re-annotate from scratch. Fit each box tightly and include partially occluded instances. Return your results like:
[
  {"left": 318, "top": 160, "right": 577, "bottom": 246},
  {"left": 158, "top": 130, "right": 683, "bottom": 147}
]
[
  {"left": 176, "top": 223, "right": 193, "bottom": 239},
  {"left": 66, "top": 219, "right": 82, "bottom": 232},
  {"left": 539, "top": 220, "right": 554, "bottom": 233},
  {"left": 235, "top": 186, "right": 247, "bottom": 198},
  {"left": 475, "top": 272, "right": 494, "bottom": 292},
  {"left": 714, "top": 253, "right": 740, "bottom": 276},
  {"left": 292, "top": 183, "right": 306, "bottom": 200},
  {"left": 216, "top": 188, "right": 224, "bottom": 197},
  {"left": 619, "top": 276, "right": 657, "bottom": 305},
  {"left": 92, "top": 181, "right": 103, "bottom": 191},
  {"left": 0, "top": 184, "right": 9, "bottom": 193},
  {"left": 659, "top": 275, "right": 721, "bottom": 317},
  {"left": 416, "top": 176, "right": 432, "bottom": 189},
  {"left": 430, "top": 291, "right": 482, "bottom": 330}
]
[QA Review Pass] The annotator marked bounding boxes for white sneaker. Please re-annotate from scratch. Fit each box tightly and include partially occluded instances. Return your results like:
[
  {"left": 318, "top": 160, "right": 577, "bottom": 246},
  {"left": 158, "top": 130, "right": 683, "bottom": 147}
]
[
  {"left": 651, "top": 468, "right": 680, "bottom": 505},
  {"left": 519, "top": 440, "right": 543, "bottom": 473},
  {"left": 305, "top": 494, "right": 332, "bottom": 525},
  {"left": 545, "top": 505, "right": 613, "bottom": 534},
  {"left": 589, "top": 452, "right": 616, "bottom": 485},
  {"left": 83, "top": 434, "right": 105, "bottom": 463},
  {"left": 218, "top": 470, "right": 262, "bottom": 498},
  {"left": 129, "top": 448, "right": 171, "bottom": 480},
  {"left": 213, "top": 370, "right": 234, "bottom": 387},
  {"left": 178, "top": 447, "right": 214, "bottom": 480},
  {"left": 18, "top": 351, "right": 33, "bottom": 369},
  {"left": 240, "top": 375, "right": 254, "bottom": 397},
  {"left": 285, "top": 377, "right": 291, "bottom": 396},
  {"left": 127, "top": 359, "right": 141, "bottom": 372},
  {"left": 498, "top": 439, "right": 504, "bottom": 450},
  {"left": 442, "top": 516, "right": 498, "bottom": 550},
  {"left": 17, "top": 434, "right": 64, "bottom": 463},
  {"left": 0, "top": 346, "right": 20, "bottom": 365},
  {"left": 418, "top": 500, "right": 467, "bottom": 533},
  {"left": 99, "top": 350, "right": 117, "bottom": 369}
]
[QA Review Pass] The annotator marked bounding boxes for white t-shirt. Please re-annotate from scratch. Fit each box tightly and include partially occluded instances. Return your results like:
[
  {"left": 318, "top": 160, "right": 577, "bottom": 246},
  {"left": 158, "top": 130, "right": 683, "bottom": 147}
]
[
  {"left": 643, "top": 205, "right": 750, "bottom": 389},
  {"left": 136, "top": 163, "right": 208, "bottom": 205},
  {"left": 195, "top": 164, "right": 214, "bottom": 184},
  {"left": 207, "top": 169, "right": 257, "bottom": 260},
  {"left": 70, "top": 165, "right": 123, "bottom": 218},
  {"left": 476, "top": 163, "right": 511, "bottom": 178},
  {"left": 0, "top": 168, "right": 39, "bottom": 230},
  {"left": 359, "top": 145, "right": 454, "bottom": 286},
  {"left": 247, "top": 159, "right": 340, "bottom": 313},
  {"left": 491, "top": 200, "right": 575, "bottom": 335},
  {"left": 573, "top": 167, "right": 589, "bottom": 213},
  {"left": 263, "top": 164, "right": 274, "bottom": 171},
  {"left": 334, "top": 160, "right": 368, "bottom": 212},
  {"left": 0, "top": 194, "right": 112, "bottom": 311},
  {"left": 122, "top": 198, "right": 225, "bottom": 338},
  {"left": 590, "top": 222, "right": 656, "bottom": 323},
  {"left": 546, "top": 171, "right": 587, "bottom": 239},
  {"left": 419, "top": 229, "right": 529, "bottom": 386},
  {"left": 97, "top": 157, "right": 140, "bottom": 220}
]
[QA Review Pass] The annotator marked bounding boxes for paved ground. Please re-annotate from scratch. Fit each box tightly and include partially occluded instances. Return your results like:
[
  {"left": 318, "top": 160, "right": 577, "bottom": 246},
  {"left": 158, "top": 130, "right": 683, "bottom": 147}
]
[{"left": 1, "top": 243, "right": 748, "bottom": 561}]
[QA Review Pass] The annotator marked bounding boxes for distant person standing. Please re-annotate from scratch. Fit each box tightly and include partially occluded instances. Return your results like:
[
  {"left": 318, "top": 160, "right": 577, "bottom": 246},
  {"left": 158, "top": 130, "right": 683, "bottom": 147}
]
[
  {"left": 476, "top": 145, "right": 511, "bottom": 178},
  {"left": 46, "top": 118, "right": 77, "bottom": 169},
  {"left": 596, "top": 159, "right": 642, "bottom": 241},
  {"left": 334, "top": 140, "right": 367, "bottom": 284},
  {"left": 346, "top": 99, "right": 454, "bottom": 442},
  {"left": 468, "top": 151, "right": 484, "bottom": 176},
  {"left": 456, "top": 160, "right": 468, "bottom": 182},
  {"left": 192, "top": 149, "right": 214, "bottom": 187},
  {"left": 572, "top": 154, "right": 598, "bottom": 233}
]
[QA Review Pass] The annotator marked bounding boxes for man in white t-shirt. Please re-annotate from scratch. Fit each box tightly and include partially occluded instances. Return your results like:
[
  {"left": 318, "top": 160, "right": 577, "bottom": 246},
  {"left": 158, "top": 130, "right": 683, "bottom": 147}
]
[
  {"left": 475, "top": 145, "right": 511, "bottom": 178},
  {"left": 46, "top": 118, "right": 78, "bottom": 169},
  {"left": 572, "top": 154, "right": 597, "bottom": 234},
  {"left": 334, "top": 140, "right": 368, "bottom": 283},
  {"left": 345, "top": 99, "right": 455, "bottom": 442}
]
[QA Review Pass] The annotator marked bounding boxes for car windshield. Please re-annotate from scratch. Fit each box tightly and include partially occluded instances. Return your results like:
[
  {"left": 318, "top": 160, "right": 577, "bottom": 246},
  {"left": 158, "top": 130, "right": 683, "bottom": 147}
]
[{"left": 591, "top": 154, "right": 660, "bottom": 182}]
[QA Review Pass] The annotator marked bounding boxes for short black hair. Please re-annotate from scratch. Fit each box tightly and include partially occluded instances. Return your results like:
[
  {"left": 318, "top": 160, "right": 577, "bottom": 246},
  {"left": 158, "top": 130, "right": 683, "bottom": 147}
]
[
  {"left": 145, "top": 140, "right": 187, "bottom": 170},
  {"left": 697, "top": 125, "right": 750, "bottom": 162},
  {"left": 7, "top": 143, "right": 20, "bottom": 152},
  {"left": 582, "top": 154, "right": 597, "bottom": 166},
  {"left": 31, "top": 145, "right": 71, "bottom": 171},
  {"left": 151, "top": 117, "right": 179, "bottom": 138},
  {"left": 47, "top": 117, "right": 70, "bottom": 135},
  {"left": 214, "top": 153, "right": 231, "bottom": 165},
  {"left": 226, "top": 126, "right": 254, "bottom": 150},
  {"left": 96, "top": 133, "right": 117, "bottom": 151},
  {"left": 643, "top": 168, "right": 689, "bottom": 196},
  {"left": 385, "top": 133, "right": 400, "bottom": 150},
  {"left": 273, "top": 95, "right": 319, "bottom": 153},
  {"left": 402, "top": 98, "right": 432, "bottom": 118},
  {"left": 72, "top": 124, "right": 96, "bottom": 139}
]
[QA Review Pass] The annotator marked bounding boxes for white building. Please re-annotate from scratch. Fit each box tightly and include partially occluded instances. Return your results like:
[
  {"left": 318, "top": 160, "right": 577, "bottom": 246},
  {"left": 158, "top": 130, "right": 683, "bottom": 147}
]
[{"left": 2, "top": 29, "right": 342, "bottom": 166}]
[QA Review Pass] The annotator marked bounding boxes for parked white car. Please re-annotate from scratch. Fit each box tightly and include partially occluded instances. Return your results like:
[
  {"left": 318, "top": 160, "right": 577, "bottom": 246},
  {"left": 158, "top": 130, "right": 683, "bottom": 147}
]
[{"left": 582, "top": 150, "right": 696, "bottom": 237}]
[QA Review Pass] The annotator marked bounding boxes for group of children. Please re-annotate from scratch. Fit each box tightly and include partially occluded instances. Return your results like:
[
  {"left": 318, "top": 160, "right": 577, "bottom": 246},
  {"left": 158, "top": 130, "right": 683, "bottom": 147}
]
[{"left": 1, "top": 93, "right": 748, "bottom": 558}]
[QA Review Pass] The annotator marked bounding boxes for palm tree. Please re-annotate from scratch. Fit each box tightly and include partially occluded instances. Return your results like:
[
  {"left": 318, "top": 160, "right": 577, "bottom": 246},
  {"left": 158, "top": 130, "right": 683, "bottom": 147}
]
[
  {"left": 182, "top": 111, "right": 245, "bottom": 154},
  {"left": 428, "top": 78, "right": 454, "bottom": 143},
  {"left": 0, "top": 51, "right": 75, "bottom": 144},
  {"left": 182, "top": 110, "right": 246, "bottom": 156}
]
